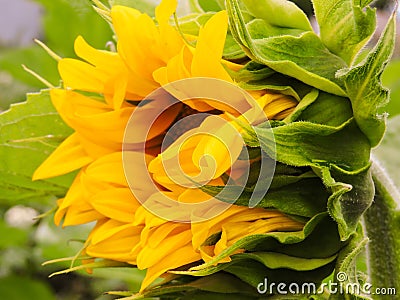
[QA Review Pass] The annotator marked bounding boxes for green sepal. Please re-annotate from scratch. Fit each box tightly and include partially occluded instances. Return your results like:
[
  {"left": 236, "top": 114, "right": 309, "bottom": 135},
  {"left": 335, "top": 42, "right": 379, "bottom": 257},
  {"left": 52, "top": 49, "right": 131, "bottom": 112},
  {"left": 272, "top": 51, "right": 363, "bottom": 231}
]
[
  {"left": 284, "top": 89, "right": 319, "bottom": 123},
  {"left": 231, "top": 113, "right": 373, "bottom": 240},
  {"left": 228, "top": 61, "right": 275, "bottom": 83},
  {"left": 201, "top": 177, "right": 329, "bottom": 218},
  {"left": 177, "top": 12, "right": 215, "bottom": 35},
  {"left": 239, "top": 73, "right": 312, "bottom": 101},
  {"left": 337, "top": 9, "right": 396, "bottom": 147},
  {"left": 240, "top": 0, "right": 312, "bottom": 32},
  {"left": 312, "top": 0, "right": 376, "bottom": 64},
  {"left": 326, "top": 167, "right": 374, "bottom": 241},
  {"left": 254, "top": 119, "right": 370, "bottom": 172},
  {"left": 227, "top": 0, "right": 347, "bottom": 96},
  {"left": 298, "top": 92, "right": 353, "bottom": 127}
]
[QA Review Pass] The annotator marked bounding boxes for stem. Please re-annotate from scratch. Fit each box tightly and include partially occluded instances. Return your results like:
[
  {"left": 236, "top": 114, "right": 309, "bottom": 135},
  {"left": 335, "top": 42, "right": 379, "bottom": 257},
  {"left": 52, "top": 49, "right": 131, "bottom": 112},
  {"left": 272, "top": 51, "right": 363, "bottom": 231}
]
[{"left": 364, "top": 158, "right": 400, "bottom": 297}]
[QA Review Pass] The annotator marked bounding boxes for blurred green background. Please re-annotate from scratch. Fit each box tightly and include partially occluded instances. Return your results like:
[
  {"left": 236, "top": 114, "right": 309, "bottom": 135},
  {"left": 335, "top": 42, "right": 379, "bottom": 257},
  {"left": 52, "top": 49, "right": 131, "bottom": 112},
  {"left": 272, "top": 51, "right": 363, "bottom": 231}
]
[{"left": 0, "top": 0, "right": 399, "bottom": 299}]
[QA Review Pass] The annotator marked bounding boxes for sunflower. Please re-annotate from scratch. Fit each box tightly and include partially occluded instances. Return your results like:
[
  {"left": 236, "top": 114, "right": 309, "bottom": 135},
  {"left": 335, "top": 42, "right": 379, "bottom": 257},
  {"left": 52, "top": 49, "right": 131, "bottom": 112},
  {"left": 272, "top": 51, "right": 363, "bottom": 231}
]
[{"left": 33, "top": 0, "right": 303, "bottom": 292}]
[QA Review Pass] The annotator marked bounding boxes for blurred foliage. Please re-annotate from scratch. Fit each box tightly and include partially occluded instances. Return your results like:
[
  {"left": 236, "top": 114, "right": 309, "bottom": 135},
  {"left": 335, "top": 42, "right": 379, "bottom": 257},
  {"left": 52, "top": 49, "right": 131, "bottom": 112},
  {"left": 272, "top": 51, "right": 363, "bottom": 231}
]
[
  {"left": 374, "top": 115, "right": 400, "bottom": 188},
  {"left": 0, "top": 209, "right": 146, "bottom": 300},
  {"left": 0, "top": 0, "right": 112, "bottom": 110},
  {"left": 289, "top": 0, "right": 393, "bottom": 15},
  {"left": 382, "top": 59, "right": 400, "bottom": 118}
]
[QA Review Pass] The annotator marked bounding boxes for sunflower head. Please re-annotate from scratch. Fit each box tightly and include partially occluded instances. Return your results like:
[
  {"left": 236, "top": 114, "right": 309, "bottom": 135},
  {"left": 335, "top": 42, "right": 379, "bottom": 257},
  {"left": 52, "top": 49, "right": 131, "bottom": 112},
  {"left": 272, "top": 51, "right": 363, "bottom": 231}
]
[{"left": 32, "top": 0, "right": 388, "bottom": 298}]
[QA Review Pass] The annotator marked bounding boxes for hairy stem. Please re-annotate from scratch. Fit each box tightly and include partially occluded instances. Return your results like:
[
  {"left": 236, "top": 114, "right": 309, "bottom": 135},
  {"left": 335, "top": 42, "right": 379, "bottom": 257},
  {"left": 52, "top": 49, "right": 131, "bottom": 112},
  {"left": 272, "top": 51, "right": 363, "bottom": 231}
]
[{"left": 364, "top": 158, "right": 400, "bottom": 298}]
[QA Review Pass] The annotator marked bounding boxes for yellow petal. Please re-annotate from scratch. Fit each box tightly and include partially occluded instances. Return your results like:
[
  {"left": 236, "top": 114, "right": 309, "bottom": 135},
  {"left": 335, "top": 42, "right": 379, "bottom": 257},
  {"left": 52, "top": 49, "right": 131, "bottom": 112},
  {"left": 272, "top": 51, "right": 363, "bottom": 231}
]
[
  {"left": 62, "top": 204, "right": 104, "bottom": 227},
  {"left": 140, "top": 244, "right": 201, "bottom": 292},
  {"left": 192, "top": 117, "right": 243, "bottom": 179},
  {"left": 82, "top": 152, "right": 128, "bottom": 188},
  {"left": 33, "top": 133, "right": 93, "bottom": 180},
  {"left": 58, "top": 58, "right": 105, "bottom": 92},
  {"left": 74, "top": 35, "right": 122, "bottom": 71},
  {"left": 137, "top": 225, "right": 192, "bottom": 269},
  {"left": 191, "top": 11, "right": 231, "bottom": 82},
  {"left": 50, "top": 89, "right": 133, "bottom": 150},
  {"left": 104, "top": 74, "right": 128, "bottom": 109},
  {"left": 124, "top": 100, "right": 181, "bottom": 144},
  {"left": 155, "top": 0, "right": 178, "bottom": 25},
  {"left": 86, "top": 220, "right": 142, "bottom": 263},
  {"left": 264, "top": 96, "right": 297, "bottom": 119},
  {"left": 90, "top": 188, "right": 140, "bottom": 223},
  {"left": 112, "top": 6, "right": 162, "bottom": 82}
]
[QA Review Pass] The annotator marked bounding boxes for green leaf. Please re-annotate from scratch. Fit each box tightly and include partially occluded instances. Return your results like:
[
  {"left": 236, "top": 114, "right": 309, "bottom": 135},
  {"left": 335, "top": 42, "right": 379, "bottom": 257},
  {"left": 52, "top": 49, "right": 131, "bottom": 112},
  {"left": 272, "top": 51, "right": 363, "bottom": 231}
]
[
  {"left": 223, "top": 34, "right": 247, "bottom": 60},
  {"left": 337, "top": 10, "right": 396, "bottom": 147},
  {"left": 224, "top": 260, "right": 336, "bottom": 293},
  {"left": 179, "top": 291, "right": 257, "bottom": 300},
  {"left": 312, "top": 0, "right": 376, "bottom": 64},
  {"left": 247, "top": 33, "right": 347, "bottom": 96},
  {"left": 269, "top": 170, "right": 317, "bottom": 189},
  {"left": 239, "top": 73, "right": 312, "bottom": 102},
  {"left": 138, "top": 272, "right": 259, "bottom": 299},
  {"left": 0, "top": 90, "right": 74, "bottom": 203},
  {"left": 187, "top": 272, "right": 257, "bottom": 295},
  {"left": 227, "top": 0, "right": 347, "bottom": 96}
]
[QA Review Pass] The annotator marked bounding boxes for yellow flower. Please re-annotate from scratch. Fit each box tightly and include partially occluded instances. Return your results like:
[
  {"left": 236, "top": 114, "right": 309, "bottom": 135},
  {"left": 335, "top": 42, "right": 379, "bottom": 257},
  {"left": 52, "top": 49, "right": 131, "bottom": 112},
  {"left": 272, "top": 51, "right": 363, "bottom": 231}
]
[{"left": 34, "top": 0, "right": 304, "bottom": 293}]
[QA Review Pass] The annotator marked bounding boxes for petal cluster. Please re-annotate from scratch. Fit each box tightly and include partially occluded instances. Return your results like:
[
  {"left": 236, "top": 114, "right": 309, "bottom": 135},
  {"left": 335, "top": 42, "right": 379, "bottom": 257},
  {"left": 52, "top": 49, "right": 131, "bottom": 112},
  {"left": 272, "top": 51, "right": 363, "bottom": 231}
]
[{"left": 34, "top": 0, "right": 302, "bottom": 291}]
